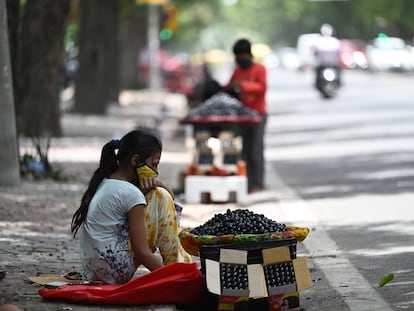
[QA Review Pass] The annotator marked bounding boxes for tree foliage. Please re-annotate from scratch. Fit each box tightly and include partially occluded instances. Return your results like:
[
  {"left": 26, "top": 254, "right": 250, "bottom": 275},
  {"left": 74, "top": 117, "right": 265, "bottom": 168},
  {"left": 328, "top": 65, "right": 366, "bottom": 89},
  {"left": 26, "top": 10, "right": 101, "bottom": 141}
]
[
  {"left": 349, "top": 0, "right": 414, "bottom": 39},
  {"left": 165, "top": 0, "right": 222, "bottom": 51},
  {"left": 171, "top": 0, "right": 414, "bottom": 50}
]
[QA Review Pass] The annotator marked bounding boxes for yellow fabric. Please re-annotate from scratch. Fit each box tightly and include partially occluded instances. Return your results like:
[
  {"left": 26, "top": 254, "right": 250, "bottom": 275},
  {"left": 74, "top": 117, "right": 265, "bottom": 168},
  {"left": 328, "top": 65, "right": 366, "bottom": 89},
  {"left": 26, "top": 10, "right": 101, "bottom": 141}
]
[
  {"left": 141, "top": 187, "right": 192, "bottom": 265},
  {"left": 286, "top": 226, "right": 310, "bottom": 242},
  {"left": 137, "top": 164, "right": 159, "bottom": 179}
]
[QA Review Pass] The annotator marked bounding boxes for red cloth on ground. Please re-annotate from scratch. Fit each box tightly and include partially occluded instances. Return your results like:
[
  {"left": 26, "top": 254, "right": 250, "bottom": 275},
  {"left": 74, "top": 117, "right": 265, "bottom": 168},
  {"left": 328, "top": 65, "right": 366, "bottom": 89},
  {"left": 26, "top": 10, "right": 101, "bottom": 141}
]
[{"left": 39, "top": 263, "right": 205, "bottom": 306}]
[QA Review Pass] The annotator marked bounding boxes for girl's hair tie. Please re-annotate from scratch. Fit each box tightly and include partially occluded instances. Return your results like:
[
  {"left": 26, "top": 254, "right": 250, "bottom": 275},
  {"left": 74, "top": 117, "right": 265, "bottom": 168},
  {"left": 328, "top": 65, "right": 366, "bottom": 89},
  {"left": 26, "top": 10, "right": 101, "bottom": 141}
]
[{"left": 110, "top": 139, "right": 121, "bottom": 149}]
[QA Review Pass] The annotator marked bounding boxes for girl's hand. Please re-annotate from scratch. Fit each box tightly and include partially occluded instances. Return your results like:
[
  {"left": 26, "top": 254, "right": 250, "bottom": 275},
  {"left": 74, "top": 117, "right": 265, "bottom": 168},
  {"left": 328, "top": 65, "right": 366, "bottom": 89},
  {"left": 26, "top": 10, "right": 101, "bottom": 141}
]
[
  {"left": 139, "top": 177, "right": 158, "bottom": 194},
  {"left": 139, "top": 177, "right": 174, "bottom": 199}
]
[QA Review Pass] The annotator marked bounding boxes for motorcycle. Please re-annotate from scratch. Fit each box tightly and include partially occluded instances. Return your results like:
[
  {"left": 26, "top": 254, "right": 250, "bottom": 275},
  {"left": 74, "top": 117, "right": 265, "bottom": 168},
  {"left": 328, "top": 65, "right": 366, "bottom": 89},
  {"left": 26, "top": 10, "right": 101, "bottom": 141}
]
[{"left": 316, "top": 66, "right": 341, "bottom": 99}]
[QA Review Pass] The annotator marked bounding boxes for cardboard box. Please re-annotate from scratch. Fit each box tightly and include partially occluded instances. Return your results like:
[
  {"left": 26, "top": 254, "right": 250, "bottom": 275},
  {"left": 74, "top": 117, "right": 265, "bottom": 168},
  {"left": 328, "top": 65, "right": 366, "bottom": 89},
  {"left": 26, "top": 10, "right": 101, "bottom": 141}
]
[{"left": 199, "top": 239, "right": 311, "bottom": 311}]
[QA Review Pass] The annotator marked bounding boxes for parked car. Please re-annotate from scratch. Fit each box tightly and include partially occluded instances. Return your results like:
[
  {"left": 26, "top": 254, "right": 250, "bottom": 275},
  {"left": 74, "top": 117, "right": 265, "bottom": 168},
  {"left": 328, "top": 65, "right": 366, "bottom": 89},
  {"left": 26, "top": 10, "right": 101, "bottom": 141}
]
[
  {"left": 277, "top": 47, "right": 300, "bottom": 71},
  {"left": 366, "top": 37, "right": 414, "bottom": 72},
  {"left": 339, "top": 39, "right": 368, "bottom": 70},
  {"left": 263, "top": 52, "right": 280, "bottom": 69},
  {"left": 296, "top": 33, "right": 321, "bottom": 70}
]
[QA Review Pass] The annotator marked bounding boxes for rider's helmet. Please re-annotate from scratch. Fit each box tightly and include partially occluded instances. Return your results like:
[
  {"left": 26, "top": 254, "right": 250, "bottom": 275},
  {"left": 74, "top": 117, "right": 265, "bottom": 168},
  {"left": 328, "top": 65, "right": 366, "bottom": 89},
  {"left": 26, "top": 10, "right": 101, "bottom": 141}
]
[{"left": 320, "top": 23, "right": 334, "bottom": 37}]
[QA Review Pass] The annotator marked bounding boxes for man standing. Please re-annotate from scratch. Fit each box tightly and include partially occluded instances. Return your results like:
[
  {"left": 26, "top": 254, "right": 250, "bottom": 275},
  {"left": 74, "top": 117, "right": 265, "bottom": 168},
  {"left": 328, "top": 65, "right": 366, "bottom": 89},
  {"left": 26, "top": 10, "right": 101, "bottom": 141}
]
[{"left": 225, "top": 38, "right": 267, "bottom": 193}]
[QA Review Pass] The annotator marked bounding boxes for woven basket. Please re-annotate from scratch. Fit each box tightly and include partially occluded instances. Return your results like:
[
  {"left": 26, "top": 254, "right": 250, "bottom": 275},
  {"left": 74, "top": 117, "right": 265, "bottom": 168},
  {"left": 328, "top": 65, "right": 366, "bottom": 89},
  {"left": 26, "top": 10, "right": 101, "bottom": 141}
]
[{"left": 179, "top": 226, "right": 309, "bottom": 256}]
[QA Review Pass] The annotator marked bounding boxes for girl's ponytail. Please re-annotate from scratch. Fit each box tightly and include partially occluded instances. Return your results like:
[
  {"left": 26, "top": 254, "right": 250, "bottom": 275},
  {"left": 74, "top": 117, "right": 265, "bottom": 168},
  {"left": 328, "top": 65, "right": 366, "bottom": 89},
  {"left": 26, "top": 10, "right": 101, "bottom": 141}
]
[{"left": 71, "top": 141, "right": 119, "bottom": 237}]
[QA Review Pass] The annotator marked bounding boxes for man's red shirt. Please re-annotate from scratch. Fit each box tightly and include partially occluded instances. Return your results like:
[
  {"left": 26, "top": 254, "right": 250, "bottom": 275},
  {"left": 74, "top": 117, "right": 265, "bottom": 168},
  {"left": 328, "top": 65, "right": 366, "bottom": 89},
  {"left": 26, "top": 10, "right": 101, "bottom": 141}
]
[{"left": 229, "top": 62, "right": 267, "bottom": 114}]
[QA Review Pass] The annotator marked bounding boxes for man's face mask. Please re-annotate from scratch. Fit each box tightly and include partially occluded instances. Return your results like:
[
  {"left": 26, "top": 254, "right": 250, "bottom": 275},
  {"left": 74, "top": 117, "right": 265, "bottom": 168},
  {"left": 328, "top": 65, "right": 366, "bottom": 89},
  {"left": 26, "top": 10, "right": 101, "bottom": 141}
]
[
  {"left": 136, "top": 164, "right": 159, "bottom": 180},
  {"left": 236, "top": 57, "right": 252, "bottom": 69}
]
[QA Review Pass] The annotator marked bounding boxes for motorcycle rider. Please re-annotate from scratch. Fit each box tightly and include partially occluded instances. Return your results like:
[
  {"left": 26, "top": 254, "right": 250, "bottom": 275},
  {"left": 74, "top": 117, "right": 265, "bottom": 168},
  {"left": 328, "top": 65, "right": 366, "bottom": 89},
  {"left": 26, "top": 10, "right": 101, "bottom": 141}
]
[{"left": 313, "top": 23, "right": 342, "bottom": 89}]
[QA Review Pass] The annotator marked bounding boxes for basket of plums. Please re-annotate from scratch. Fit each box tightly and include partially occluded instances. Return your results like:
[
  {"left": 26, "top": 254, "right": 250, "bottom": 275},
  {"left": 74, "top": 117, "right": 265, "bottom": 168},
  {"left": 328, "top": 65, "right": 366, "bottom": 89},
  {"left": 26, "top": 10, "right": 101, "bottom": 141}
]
[{"left": 179, "top": 209, "right": 309, "bottom": 256}]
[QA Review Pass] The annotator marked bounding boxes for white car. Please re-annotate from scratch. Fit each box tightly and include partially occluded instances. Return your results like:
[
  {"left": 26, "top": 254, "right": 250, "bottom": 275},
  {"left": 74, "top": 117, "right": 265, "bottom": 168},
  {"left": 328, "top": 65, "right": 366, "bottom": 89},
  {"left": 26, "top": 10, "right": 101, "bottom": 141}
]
[
  {"left": 296, "top": 33, "right": 321, "bottom": 70},
  {"left": 366, "top": 37, "right": 414, "bottom": 72},
  {"left": 278, "top": 47, "right": 300, "bottom": 70}
]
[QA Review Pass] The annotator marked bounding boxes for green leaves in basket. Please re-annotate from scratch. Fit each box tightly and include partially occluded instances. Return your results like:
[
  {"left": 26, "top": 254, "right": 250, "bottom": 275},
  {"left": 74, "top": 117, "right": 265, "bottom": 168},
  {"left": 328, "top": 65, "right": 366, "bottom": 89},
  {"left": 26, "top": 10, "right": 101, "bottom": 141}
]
[{"left": 378, "top": 273, "right": 394, "bottom": 288}]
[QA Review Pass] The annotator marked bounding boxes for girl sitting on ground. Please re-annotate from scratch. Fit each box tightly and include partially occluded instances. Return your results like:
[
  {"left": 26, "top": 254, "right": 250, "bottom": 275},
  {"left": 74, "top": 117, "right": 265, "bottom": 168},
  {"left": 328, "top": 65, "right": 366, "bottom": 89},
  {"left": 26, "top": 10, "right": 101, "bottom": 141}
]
[{"left": 71, "top": 129, "right": 191, "bottom": 284}]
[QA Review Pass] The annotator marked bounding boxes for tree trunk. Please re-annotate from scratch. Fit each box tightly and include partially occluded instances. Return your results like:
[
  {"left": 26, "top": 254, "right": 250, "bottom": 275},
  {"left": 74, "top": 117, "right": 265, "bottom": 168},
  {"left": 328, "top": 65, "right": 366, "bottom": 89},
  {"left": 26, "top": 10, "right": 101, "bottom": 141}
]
[
  {"left": 0, "top": 0, "right": 20, "bottom": 186},
  {"left": 74, "top": 0, "right": 119, "bottom": 114},
  {"left": 5, "top": 0, "right": 20, "bottom": 116},
  {"left": 17, "top": 0, "right": 71, "bottom": 137},
  {"left": 119, "top": 1, "right": 147, "bottom": 89}
]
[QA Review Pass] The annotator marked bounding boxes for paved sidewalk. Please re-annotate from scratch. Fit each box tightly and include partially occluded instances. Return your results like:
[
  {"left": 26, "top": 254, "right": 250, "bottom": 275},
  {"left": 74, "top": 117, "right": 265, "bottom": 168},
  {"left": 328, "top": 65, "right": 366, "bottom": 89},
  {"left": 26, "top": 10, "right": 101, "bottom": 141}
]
[{"left": 0, "top": 90, "right": 293, "bottom": 310}]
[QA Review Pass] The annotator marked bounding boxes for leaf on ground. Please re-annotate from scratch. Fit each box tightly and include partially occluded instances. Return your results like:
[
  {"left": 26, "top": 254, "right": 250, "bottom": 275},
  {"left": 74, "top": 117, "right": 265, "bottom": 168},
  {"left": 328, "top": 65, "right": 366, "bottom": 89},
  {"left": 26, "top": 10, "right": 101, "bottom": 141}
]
[{"left": 378, "top": 273, "right": 394, "bottom": 288}]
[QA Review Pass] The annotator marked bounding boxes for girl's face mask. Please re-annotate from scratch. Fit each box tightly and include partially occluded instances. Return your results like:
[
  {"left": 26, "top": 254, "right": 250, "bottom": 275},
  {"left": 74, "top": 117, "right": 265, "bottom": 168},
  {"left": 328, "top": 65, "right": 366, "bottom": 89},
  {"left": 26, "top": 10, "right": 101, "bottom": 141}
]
[{"left": 136, "top": 164, "right": 159, "bottom": 180}]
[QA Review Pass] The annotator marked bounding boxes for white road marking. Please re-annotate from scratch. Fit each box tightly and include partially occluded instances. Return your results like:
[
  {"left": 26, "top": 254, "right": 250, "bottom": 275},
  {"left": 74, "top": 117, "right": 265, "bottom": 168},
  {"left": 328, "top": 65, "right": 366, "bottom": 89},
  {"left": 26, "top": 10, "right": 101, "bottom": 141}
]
[{"left": 258, "top": 165, "right": 394, "bottom": 311}]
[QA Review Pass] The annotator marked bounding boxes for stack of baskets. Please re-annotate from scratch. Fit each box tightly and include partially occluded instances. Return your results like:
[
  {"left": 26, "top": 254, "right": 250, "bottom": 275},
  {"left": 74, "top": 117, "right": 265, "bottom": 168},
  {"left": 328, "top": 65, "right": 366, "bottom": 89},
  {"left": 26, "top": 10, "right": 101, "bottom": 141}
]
[{"left": 178, "top": 211, "right": 311, "bottom": 311}]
